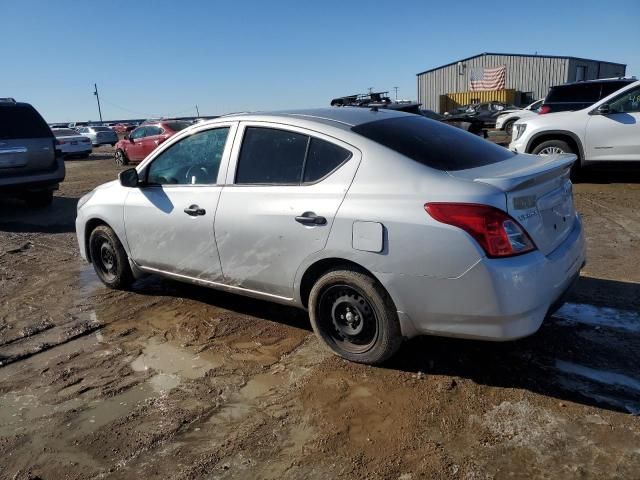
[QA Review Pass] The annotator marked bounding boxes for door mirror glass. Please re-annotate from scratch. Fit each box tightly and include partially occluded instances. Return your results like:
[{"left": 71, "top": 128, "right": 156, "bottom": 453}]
[
  {"left": 596, "top": 104, "right": 611, "bottom": 115},
  {"left": 119, "top": 168, "right": 139, "bottom": 187}
]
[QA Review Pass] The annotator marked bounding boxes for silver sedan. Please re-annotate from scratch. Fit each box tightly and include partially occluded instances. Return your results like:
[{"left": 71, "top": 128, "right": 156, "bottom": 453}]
[
  {"left": 76, "top": 126, "right": 118, "bottom": 146},
  {"left": 75, "top": 108, "right": 585, "bottom": 364}
]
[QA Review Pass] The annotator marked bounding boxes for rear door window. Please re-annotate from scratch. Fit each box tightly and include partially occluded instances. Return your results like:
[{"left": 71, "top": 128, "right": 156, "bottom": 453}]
[
  {"left": 236, "top": 127, "right": 308, "bottom": 184},
  {"left": 352, "top": 115, "right": 514, "bottom": 171},
  {"left": 0, "top": 104, "right": 52, "bottom": 140}
]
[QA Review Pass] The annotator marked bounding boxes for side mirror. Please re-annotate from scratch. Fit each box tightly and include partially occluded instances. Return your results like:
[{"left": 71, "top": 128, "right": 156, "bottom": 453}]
[
  {"left": 119, "top": 168, "right": 139, "bottom": 188},
  {"left": 595, "top": 104, "right": 611, "bottom": 115}
]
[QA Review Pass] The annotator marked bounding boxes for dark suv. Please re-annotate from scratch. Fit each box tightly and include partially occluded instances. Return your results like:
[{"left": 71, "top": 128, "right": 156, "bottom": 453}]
[
  {"left": 540, "top": 78, "right": 635, "bottom": 114},
  {"left": 0, "top": 98, "right": 64, "bottom": 206}
]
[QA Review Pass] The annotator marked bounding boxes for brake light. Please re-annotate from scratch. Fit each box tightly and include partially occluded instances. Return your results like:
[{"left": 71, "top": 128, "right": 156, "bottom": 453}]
[
  {"left": 538, "top": 105, "right": 551, "bottom": 114},
  {"left": 56, "top": 139, "right": 65, "bottom": 145},
  {"left": 425, "top": 203, "right": 536, "bottom": 258}
]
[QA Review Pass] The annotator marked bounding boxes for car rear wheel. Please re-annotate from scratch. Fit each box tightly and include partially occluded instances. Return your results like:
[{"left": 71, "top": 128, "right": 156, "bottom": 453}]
[
  {"left": 532, "top": 139, "right": 581, "bottom": 180},
  {"left": 24, "top": 190, "right": 53, "bottom": 207},
  {"left": 114, "top": 149, "right": 129, "bottom": 166},
  {"left": 308, "top": 267, "right": 402, "bottom": 364},
  {"left": 89, "top": 225, "right": 133, "bottom": 289}
]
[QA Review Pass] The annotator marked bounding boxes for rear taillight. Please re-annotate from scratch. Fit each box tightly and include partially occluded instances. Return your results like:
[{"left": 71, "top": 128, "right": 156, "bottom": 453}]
[
  {"left": 538, "top": 105, "right": 551, "bottom": 114},
  {"left": 425, "top": 203, "right": 536, "bottom": 258},
  {"left": 56, "top": 139, "right": 65, "bottom": 145}
]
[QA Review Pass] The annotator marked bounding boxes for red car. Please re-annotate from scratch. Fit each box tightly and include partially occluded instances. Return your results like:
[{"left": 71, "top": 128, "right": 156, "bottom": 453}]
[{"left": 114, "top": 121, "right": 191, "bottom": 165}]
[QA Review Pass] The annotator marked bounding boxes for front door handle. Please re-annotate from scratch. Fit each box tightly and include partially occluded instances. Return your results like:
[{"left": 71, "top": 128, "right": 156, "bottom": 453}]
[
  {"left": 295, "top": 212, "right": 327, "bottom": 226},
  {"left": 184, "top": 204, "right": 206, "bottom": 216}
]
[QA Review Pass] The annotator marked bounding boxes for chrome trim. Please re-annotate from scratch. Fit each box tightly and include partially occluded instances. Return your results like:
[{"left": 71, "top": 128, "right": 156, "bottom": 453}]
[{"left": 0, "top": 147, "right": 27, "bottom": 154}]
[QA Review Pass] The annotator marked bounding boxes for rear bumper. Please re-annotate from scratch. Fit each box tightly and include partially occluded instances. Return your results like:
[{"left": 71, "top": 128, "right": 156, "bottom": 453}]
[
  {"left": 377, "top": 215, "right": 586, "bottom": 340},
  {"left": 0, "top": 160, "right": 65, "bottom": 193}
]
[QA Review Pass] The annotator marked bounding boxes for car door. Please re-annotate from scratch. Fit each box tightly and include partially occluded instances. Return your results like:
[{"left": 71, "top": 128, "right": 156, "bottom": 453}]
[
  {"left": 123, "top": 124, "right": 236, "bottom": 281},
  {"left": 126, "top": 127, "right": 147, "bottom": 161},
  {"left": 585, "top": 86, "right": 640, "bottom": 162},
  {"left": 140, "top": 125, "right": 164, "bottom": 158},
  {"left": 214, "top": 123, "right": 360, "bottom": 299}
]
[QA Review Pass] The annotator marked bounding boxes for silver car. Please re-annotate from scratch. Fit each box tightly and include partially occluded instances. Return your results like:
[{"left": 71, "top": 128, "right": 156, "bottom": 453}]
[
  {"left": 75, "top": 108, "right": 586, "bottom": 364},
  {"left": 77, "top": 126, "right": 118, "bottom": 146}
]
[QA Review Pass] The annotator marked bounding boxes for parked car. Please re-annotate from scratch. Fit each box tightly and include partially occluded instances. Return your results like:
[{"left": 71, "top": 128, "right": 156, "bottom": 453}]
[
  {"left": 495, "top": 99, "right": 543, "bottom": 135},
  {"left": 113, "top": 123, "right": 135, "bottom": 134},
  {"left": 510, "top": 80, "right": 640, "bottom": 176},
  {"left": 0, "top": 98, "right": 64, "bottom": 206},
  {"left": 52, "top": 128, "right": 92, "bottom": 158},
  {"left": 76, "top": 126, "right": 118, "bottom": 147},
  {"left": 539, "top": 78, "right": 635, "bottom": 114},
  {"left": 68, "top": 121, "right": 89, "bottom": 129},
  {"left": 77, "top": 108, "right": 585, "bottom": 364},
  {"left": 444, "top": 102, "right": 519, "bottom": 128},
  {"left": 113, "top": 120, "right": 191, "bottom": 165}
]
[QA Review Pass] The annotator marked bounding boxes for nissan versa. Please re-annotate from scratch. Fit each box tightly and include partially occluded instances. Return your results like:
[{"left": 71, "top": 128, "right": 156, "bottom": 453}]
[{"left": 76, "top": 108, "right": 586, "bottom": 364}]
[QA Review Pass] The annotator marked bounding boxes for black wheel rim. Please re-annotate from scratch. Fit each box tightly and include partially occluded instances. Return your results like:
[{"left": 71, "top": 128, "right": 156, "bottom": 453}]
[
  {"left": 317, "top": 284, "right": 378, "bottom": 354},
  {"left": 93, "top": 236, "right": 117, "bottom": 281}
]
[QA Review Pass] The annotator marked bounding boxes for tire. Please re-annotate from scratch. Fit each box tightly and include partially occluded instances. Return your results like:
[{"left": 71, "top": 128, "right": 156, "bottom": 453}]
[
  {"left": 80, "top": 153, "right": 90, "bottom": 159},
  {"left": 531, "top": 139, "right": 581, "bottom": 181},
  {"left": 25, "top": 190, "right": 53, "bottom": 207},
  {"left": 114, "top": 149, "right": 129, "bottom": 166},
  {"left": 110, "top": 143, "right": 116, "bottom": 147},
  {"left": 88, "top": 225, "right": 133, "bottom": 289},
  {"left": 308, "top": 267, "right": 402, "bottom": 365},
  {"left": 503, "top": 119, "right": 516, "bottom": 136}
]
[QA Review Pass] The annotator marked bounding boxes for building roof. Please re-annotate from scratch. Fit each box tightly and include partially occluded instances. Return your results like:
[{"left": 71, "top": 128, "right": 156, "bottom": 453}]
[{"left": 416, "top": 52, "right": 627, "bottom": 76}]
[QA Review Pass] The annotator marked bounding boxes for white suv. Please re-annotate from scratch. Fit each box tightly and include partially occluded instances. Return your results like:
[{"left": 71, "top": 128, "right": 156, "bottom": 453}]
[{"left": 510, "top": 80, "right": 640, "bottom": 174}]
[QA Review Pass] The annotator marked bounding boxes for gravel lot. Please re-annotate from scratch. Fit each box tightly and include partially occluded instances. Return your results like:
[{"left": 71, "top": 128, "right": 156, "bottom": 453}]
[{"left": 1, "top": 145, "right": 639, "bottom": 479}]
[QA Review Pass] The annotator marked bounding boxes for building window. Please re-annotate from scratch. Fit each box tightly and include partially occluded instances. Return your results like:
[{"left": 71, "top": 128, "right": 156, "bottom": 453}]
[{"left": 576, "top": 66, "right": 587, "bottom": 81}]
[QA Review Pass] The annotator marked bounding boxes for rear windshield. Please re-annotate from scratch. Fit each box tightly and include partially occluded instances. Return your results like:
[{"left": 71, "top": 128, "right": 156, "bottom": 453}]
[
  {"left": 165, "top": 121, "right": 190, "bottom": 132},
  {"left": 91, "top": 126, "right": 112, "bottom": 132},
  {"left": 53, "top": 129, "right": 78, "bottom": 136},
  {"left": 546, "top": 81, "right": 632, "bottom": 103},
  {"left": 351, "top": 116, "right": 514, "bottom": 171},
  {"left": 0, "top": 104, "right": 52, "bottom": 140}
]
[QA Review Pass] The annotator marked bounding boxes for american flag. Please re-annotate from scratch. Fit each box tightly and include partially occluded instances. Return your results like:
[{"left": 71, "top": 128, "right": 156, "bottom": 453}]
[{"left": 469, "top": 65, "right": 506, "bottom": 91}]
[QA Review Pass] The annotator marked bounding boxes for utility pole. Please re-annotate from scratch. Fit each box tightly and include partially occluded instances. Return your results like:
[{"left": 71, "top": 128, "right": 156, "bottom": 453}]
[
  {"left": 195, "top": 104, "right": 200, "bottom": 117},
  {"left": 394, "top": 86, "right": 399, "bottom": 101},
  {"left": 368, "top": 87, "right": 373, "bottom": 95},
  {"left": 93, "top": 83, "right": 103, "bottom": 124}
]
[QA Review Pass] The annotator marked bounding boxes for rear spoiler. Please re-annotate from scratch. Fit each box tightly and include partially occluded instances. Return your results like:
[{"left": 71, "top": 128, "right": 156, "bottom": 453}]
[{"left": 468, "top": 154, "right": 576, "bottom": 192}]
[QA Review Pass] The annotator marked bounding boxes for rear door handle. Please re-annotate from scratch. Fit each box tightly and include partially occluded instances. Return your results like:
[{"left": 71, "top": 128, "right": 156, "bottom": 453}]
[
  {"left": 184, "top": 204, "right": 206, "bottom": 216},
  {"left": 295, "top": 212, "right": 327, "bottom": 226}
]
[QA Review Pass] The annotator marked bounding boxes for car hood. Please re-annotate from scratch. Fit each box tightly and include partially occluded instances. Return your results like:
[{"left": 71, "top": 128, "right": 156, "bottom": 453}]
[{"left": 514, "top": 109, "right": 576, "bottom": 126}]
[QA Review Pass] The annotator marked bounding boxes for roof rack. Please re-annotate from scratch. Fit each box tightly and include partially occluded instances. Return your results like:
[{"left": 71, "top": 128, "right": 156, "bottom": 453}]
[{"left": 331, "top": 91, "right": 392, "bottom": 107}]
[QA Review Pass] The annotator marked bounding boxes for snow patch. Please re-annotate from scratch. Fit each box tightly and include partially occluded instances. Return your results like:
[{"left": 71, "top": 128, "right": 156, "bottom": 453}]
[{"left": 554, "top": 303, "right": 640, "bottom": 333}]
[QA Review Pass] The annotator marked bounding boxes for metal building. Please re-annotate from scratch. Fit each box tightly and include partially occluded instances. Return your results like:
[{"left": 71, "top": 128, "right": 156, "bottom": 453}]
[{"left": 417, "top": 52, "right": 627, "bottom": 113}]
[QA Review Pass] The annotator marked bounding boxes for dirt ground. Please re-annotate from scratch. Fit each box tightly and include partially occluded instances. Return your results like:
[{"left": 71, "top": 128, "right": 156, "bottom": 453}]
[{"left": 1, "top": 145, "right": 639, "bottom": 480}]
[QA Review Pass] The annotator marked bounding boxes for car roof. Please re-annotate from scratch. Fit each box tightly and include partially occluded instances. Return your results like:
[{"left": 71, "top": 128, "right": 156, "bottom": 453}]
[
  {"left": 211, "top": 107, "right": 412, "bottom": 130},
  {"left": 552, "top": 77, "right": 635, "bottom": 88}
]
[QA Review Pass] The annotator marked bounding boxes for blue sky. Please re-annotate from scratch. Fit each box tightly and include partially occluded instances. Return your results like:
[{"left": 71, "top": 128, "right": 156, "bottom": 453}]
[{"left": 1, "top": 0, "right": 638, "bottom": 122}]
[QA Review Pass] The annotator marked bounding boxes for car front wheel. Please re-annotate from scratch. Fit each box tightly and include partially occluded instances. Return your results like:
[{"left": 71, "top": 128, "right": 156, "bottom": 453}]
[
  {"left": 89, "top": 225, "right": 133, "bottom": 289},
  {"left": 532, "top": 139, "right": 580, "bottom": 180},
  {"left": 308, "top": 267, "right": 402, "bottom": 364},
  {"left": 114, "top": 149, "right": 129, "bottom": 166},
  {"left": 503, "top": 119, "right": 516, "bottom": 136}
]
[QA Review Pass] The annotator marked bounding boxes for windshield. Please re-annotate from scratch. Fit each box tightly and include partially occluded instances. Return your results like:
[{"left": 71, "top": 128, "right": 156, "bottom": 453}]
[{"left": 352, "top": 115, "right": 514, "bottom": 171}]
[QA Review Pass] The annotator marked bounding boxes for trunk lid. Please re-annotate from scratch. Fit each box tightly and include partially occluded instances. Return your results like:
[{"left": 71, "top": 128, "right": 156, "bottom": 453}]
[{"left": 448, "top": 153, "right": 577, "bottom": 256}]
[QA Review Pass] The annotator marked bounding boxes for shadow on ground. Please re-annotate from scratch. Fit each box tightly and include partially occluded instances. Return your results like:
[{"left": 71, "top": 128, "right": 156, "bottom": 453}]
[
  {"left": 384, "top": 275, "right": 640, "bottom": 414},
  {"left": 0, "top": 195, "right": 78, "bottom": 233}
]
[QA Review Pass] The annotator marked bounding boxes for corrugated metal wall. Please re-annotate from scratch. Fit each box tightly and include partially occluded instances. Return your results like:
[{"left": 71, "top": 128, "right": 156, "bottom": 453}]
[
  {"left": 417, "top": 54, "right": 569, "bottom": 112},
  {"left": 566, "top": 58, "right": 626, "bottom": 81}
]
